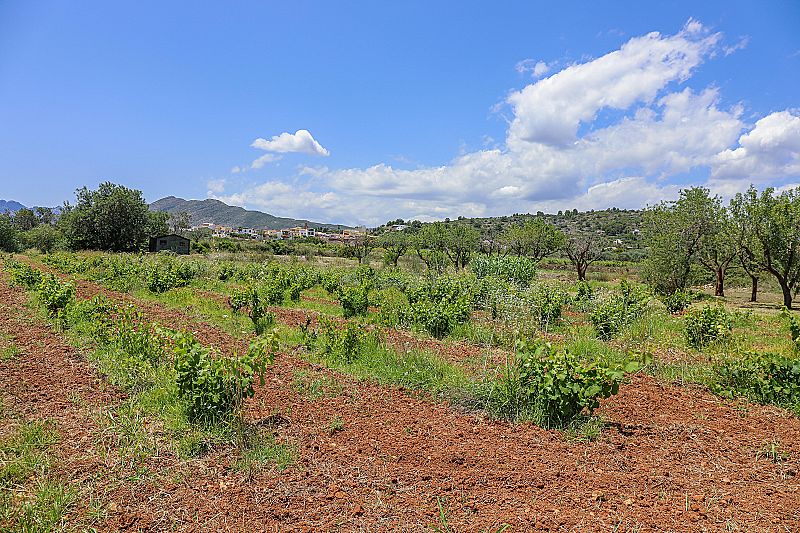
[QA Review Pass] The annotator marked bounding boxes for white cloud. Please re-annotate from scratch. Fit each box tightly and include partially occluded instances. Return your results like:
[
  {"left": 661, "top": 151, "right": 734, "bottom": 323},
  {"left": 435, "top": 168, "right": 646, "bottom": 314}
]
[
  {"left": 251, "top": 153, "right": 282, "bottom": 169},
  {"left": 506, "top": 19, "right": 720, "bottom": 147},
  {"left": 214, "top": 20, "right": 799, "bottom": 226},
  {"left": 206, "top": 179, "right": 226, "bottom": 195},
  {"left": 711, "top": 110, "right": 800, "bottom": 183},
  {"left": 251, "top": 129, "right": 330, "bottom": 156},
  {"left": 230, "top": 166, "right": 242, "bottom": 174},
  {"left": 515, "top": 59, "right": 551, "bottom": 77}
]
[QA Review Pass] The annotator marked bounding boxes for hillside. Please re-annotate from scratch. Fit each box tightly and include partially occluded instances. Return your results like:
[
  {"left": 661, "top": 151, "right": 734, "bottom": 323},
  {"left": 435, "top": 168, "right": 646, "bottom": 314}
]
[
  {"left": 149, "top": 196, "right": 351, "bottom": 231},
  {"left": 0, "top": 200, "right": 26, "bottom": 213}
]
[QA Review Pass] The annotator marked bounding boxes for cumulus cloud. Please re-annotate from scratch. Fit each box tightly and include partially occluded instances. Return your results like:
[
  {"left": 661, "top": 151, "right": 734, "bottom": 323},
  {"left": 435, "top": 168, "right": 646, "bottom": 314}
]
[
  {"left": 251, "top": 129, "right": 330, "bottom": 156},
  {"left": 711, "top": 110, "right": 800, "bottom": 183},
  {"left": 251, "top": 153, "right": 283, "bottom": 169},
  {"left": 206, "top": 179, "right": 225, "bottom": 195},
  {"left": 215, "top": 20, "right": 800, "bottom": 226}
]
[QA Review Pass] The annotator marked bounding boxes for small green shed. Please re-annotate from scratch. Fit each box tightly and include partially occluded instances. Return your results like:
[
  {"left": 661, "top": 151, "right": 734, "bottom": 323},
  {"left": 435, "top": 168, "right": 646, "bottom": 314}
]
[{"left": 149, "top": 234, "right": 190, "bottom": 255}]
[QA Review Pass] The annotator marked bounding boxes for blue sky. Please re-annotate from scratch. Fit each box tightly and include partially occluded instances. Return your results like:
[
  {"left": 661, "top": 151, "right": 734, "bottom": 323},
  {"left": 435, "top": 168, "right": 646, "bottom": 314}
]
[{"left": 1, "top": 1, "right": 799, "bottom": 225}]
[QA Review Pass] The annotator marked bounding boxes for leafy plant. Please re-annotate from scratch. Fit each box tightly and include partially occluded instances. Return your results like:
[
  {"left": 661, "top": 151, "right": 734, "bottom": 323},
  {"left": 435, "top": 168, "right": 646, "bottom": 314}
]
[
  {"left": 661, "top": 290, "right": 693, "bottom": 314},
  {"left": 5, "top": 259, "right": 42, "bottom": 289},
  {"left": 526, "top": 284, "right": 568, "bottom": 330},
  {"left": 781, "top": 308, "right": 800, "bottom": 352},
  {"left": 685, "top": 304, "right": 732, "bottom": 348},
  {"left": 589, "top": 281, "right": 650, "bottom": 339},
  {"left": 36, "top": 274, "right": 75, "bottom": 318},
  {"left": 470, "top": 255, "right": 537, "bottom": 286},
  {"left": 711, "top": 351, "right": 800, "bottom": 411},
  {"left": 173, "top": 332, "right": 276, "bottom": 423},
  {"left": 487, "top": 340, "right": 636, "bottom": 426},
  {"left": 337, "top": 284, "right": 370, "bottom": 318},
  {"left": 316, "top": 317, "right": 373, "bottom": 363}
]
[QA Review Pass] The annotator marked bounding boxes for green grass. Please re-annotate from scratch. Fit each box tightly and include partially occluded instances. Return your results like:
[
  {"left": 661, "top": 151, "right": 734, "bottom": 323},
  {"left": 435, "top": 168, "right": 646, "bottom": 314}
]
[
  {"left": 0, "top": 420, "right": 76, "bottom": 533},
  {"left": 233, "top": 430, "right": 295, "bottom": 475}
]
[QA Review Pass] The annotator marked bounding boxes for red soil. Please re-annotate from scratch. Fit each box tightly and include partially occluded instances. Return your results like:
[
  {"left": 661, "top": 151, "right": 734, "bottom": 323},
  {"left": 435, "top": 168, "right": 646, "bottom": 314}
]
[{"left": 4, "top": 263, "right": 800, "bottom": 530}]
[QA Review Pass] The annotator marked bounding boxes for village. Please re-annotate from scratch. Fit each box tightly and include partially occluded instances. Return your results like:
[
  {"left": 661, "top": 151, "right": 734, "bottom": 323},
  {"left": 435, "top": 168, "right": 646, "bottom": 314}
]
[{"left": 190, "top": 222, "right": 370, "bottom": 243}]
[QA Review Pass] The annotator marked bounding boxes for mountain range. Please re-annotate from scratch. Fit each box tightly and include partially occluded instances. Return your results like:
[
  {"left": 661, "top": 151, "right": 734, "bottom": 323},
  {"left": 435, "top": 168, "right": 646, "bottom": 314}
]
[
  {"left": 149, "top": 196, "right": 351, "bottom": 230},
  {"left": 0, "top": 200, "right": 26, "bottom": 213}
]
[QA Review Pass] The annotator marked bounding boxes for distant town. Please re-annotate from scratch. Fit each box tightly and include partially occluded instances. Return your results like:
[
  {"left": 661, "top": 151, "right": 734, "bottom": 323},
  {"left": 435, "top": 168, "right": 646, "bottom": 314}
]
[{"left": 190, "top": 222, "right": 381, "bottom": 242}]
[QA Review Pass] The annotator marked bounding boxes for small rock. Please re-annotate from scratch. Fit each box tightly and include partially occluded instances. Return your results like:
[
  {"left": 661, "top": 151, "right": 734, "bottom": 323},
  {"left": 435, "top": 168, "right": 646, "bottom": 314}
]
[{"left": 353, "top": 504, "right": 364, "bottom": 516}]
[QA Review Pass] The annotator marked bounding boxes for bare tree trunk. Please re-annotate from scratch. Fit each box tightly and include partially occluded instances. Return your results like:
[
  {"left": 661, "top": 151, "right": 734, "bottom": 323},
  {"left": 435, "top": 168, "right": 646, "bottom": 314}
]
[
  {"left": 749, "top": 275, "right": 758, "bottom": 302},
  {"left": 714, "top": 268, "right": 725, "bottom": 297}
]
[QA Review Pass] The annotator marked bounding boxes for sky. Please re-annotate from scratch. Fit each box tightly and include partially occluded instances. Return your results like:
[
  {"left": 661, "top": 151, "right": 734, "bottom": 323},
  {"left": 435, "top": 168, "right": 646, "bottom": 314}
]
[{"left": 1, "top": 1, "right": 799, "bottom": 226}]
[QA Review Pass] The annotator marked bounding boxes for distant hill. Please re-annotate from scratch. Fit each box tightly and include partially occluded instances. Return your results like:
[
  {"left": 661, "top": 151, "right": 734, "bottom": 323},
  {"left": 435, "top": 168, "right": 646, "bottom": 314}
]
[
  {"left": 149, "top": 196, "right": 351, "bottom": 230},
  {"left": 0, "top": 200, "right": 26, "bottom": 213}
]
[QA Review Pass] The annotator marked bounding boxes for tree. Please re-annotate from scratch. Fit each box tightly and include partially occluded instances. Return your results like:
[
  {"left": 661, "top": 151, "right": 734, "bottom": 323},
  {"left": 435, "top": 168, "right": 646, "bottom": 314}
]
[
  {"left": 59, "top": 182, "right": 164, "bottom": 252},
  {"left": 693, "top": 191, "right": 739, "bottom": 297},
  {"left": 412, "top": 222, "right": 449, "bottom": 272},
  {"left": 377, "top": 231, "right": 409, "bottom": 267},
  {"left": 12, "top": 208, "right": 38, "bottom": 231},
  {"left": 21, "top": 224, "right": 61, "bottom": 253},
  {"left": 642, "top": 187, "right": 715, "bottom": 294},
  {"left": 169, "top": 211, "right": 192, "bottom": 234},
  {"left": 0, "top": 214, "right": 19, "bottom": 252},
  {"left": 443, "top": 223, "right": 479, "bottom": 269},
  {"left": 501, "top": 218, "right": 564, "bottom": 261},
  {"left": 343, "top": 232, "right": 374, "bottom": 264},
  {"left": 731, "top": 186, "right": 800, "bottom": 309},
  {"left": 34, "top": 207, "right": 56, "bottom": 226},
  {"left": 730, "top": 194, "right": 762, "bottom": 302},
  {"left": 564, "top": 231, "right": 603, "bottom": 281}
]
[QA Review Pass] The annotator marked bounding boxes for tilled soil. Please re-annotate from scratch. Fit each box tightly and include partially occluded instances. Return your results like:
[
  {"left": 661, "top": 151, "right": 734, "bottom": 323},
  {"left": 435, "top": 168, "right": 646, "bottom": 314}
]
[{"left": 3, "top": 268, "right": 800, "bottom": 531}]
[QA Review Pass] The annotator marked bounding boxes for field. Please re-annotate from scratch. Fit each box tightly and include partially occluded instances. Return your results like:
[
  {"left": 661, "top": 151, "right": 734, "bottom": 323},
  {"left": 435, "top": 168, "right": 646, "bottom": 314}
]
[{"left": 1, "top": 250, "right": 799, "bottom": 531}]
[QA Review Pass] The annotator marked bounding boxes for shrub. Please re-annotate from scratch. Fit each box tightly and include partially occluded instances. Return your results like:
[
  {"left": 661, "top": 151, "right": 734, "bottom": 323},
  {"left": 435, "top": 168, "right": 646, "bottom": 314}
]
[
  {"left": 526, "top": 284, "right": 568, "bottom": 330},
  {"left": 711, "top": 352, "right": 800, "bottom": 411},
  {"left": 401, "top": 297, "right": 471, "bottom": 338},
  {"left": 470, "top": 255, "right": 537, "bottom": 286},
  {"left": 371, "top": 287, "right": 410, "bottom": 327},
  {"left": 173, "top": 332, "right": 276, "bottom": 423},
  {"left": 217, "top": 262, "right": 237, "bottom": 281},
  {"left": 229, "top": 285, "right": 276, "bottom": 335},
  {"left": 474, "top": 276, "right": 514, "bottom": 319},
  {"left": 487, "top": 340, "right": 636, "bottom": 426},
  {"left": 337, "top": 284, "right": 369, "bottom": 318},
  {"left": 36, "top": 274, "right": 75, "bottom": 317},
  {"left": 782, "top": 308, "right": 800, "bottom": 352},
  {"left": 5, "top": 259, "right": 42, "bottom": 289},
  {"left": 316, "top": 317, "right": 373, "bottom": 363},
  {"left": 589, "top": 281, "right": 650, "bottom": 339},
  {"left": 685, "top": 305, "right": 732, "bottom": 348},
  {"left": 110, "top": 308, "right": 166, "bottom": 366},
  {"left": 661, "top": 290, "right": 693, "bottom": 314}
]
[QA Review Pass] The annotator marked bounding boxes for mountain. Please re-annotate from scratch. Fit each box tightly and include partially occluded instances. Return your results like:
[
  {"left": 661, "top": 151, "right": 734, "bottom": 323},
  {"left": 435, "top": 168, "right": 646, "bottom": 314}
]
[
  {"left": 0, "top": 200, "right": 26, "bottom": 213},
  {"left": 149, "top": 196, "right": 351, "bottom": 230}
]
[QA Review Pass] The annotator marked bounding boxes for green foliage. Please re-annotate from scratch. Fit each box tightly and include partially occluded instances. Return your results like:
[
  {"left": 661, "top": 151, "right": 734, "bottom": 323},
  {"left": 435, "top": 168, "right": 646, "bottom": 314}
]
[
  {"left": 501, "top": 218, "right": 565, "bottom": 261},
  {"left": 711, "top": 352, "right": 800, "bottom": 411},
  {"left": 589, "top": 281, "right": 650, "bottom": 339},
  {"left": 316, "top": 317, "right": 374, "bottom": 363},
  {"left": 36, "top": 274, "right": 75, "bottom": 318},
  {"left": 782, "top": 308, "right": 800, "bottom": 352},
  {"left": 525, "top": 284, "right": 568, "bottom": 329},
  {"left": 58, "top": 181, "right": 166, "bottom": 252},
  {"left": 371, "top": 286, "right": 410, "bottom": 327},
  {"left": 470, "top": 255, "right": 537, "bottom": 286},
  {"left": 144, "top": 258, "right": 197, "bottom": 293},
  {"left": 487, "top": 340, "right": 636, "bottom": 426},
  {"left": 5, "top": 259, "right": 42, "bottom": 289},
  {"left": 660, "top": 290, "right": 693, "bottom": 314},
  {"left": 173, "top": 332, "right": 276, "bottom": 423},
  {"left": 0, "top": 214, "right": 20, "bottom": 252},
  {"left": 685, "top": 304, "right": 732, "bottom": 348},
  {"left": 337, "top": 284, "right": 370, "bottom": 318},
  {"left": 229, "top": 285, "right": 276, "bottom": 334}
]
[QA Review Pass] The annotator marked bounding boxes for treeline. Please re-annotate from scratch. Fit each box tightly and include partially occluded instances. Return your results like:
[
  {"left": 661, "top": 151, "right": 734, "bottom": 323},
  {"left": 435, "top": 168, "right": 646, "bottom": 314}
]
[
  {"left": 0, "top": 182, "right": 168, "bottom": 253},
  {"left": 643, "top": 186, "right": 800, "bottom": 308}
]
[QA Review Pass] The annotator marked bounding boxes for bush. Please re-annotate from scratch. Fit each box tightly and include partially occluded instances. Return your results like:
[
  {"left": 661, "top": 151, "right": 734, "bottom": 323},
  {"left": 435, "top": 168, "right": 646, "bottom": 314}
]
[
  {"left": 487, "top": 340, "right": 636, "bottom": 426},
  {"left": 782, "top": 308, "right": 800, "bottom": 352},
  {"left": 316, "top": 317, "right": 373, "bottom": 363},
  {"left": 589, "top": 281, "right": 650, "bottom": 339},
  {"left": 371, "top": 287, "right": 410, "bottom": 327},
  {"left": 526, "top": 284, "right": 568, "bottom": 329},
  {"left": 5, "top": 259, "right": 42, "bottom": 289},
  {"left": 337, "top": 284, "right": 369, "bottom": 318},
  {"left": 173, "top": 332, "right": 275, "bottom": 423},
  {"left": 685, "top": 305, "right": 732, "bottom": 348},
  {"left": 711, "top": 352, "right": 800, "bottom": 411},
  {"left": 36, "top": 274, "right": 75, "bottom": 317},
  {"left": 401, "top": 297, "right": 471, "bottom": 338},
  {"left": 661, "top": 290, "right": 692, "bottom": 314},
  {"left": 229, "top": 285, "right": 276, "bottom": 335},
  {"left": 470, "top": 255, "right": 537, "bottom": 286}
]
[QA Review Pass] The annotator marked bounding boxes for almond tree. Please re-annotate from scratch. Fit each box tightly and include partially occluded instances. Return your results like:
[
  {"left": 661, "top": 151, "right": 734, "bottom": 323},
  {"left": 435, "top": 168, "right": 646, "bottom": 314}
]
[
  {"left": 564, "top": 231, "right": 603, "bottom": 281},
  {"left": 731, "top": 186, "right": 800, "bottom": 309}
]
